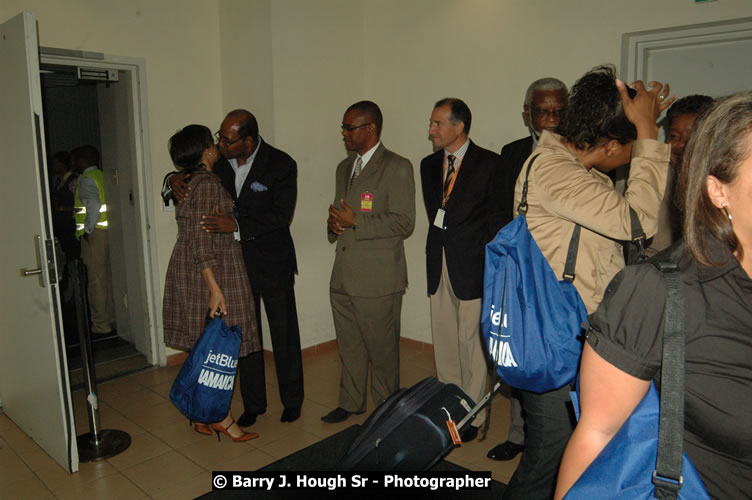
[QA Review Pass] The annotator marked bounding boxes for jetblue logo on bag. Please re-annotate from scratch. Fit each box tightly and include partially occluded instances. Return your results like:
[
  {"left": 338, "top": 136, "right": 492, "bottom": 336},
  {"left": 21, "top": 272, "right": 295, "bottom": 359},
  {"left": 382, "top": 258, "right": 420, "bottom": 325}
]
[
  {"left": 487, "top": 304, "right": 517, "bottom": 368},
  {"left": 198, "top": 350, "right": 238, "bottom": 391}
]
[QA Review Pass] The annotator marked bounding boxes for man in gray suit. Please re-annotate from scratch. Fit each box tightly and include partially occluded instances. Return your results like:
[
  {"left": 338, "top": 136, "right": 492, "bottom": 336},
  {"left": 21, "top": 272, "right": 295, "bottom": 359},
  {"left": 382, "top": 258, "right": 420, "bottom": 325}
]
[{"left": 323, "top": 100, "right": 415, "bottom": 423}]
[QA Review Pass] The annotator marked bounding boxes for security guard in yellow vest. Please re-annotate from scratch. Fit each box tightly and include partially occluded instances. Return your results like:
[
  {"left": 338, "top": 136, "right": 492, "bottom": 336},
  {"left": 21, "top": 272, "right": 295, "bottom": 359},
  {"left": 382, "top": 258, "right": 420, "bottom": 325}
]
[
  {"left": 72, "top": 145, "right": 115, "bottom": 335},
  {"left": 74, "top": 168, "right": 108, "bottom": 237}
]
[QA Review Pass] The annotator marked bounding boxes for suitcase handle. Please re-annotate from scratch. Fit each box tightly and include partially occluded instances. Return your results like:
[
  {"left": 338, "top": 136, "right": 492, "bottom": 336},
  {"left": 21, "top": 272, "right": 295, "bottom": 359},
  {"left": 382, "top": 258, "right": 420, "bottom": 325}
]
[{"left": 457, "top": 381, "right": 502, "bottom": 429}]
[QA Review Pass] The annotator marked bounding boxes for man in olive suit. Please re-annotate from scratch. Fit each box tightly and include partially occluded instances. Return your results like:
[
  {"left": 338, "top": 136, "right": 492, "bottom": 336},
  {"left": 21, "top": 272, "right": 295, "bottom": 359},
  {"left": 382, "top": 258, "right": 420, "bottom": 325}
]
[{"left": 323, "top": 100, "right": 415, "bottom": 423}]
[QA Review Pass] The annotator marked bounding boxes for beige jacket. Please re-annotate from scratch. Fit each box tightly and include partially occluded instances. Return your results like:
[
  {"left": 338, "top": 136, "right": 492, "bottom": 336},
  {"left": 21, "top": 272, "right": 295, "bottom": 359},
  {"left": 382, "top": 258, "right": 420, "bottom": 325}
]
[{"left": 513, "top": 132, "right": 670, "bottom": 313}]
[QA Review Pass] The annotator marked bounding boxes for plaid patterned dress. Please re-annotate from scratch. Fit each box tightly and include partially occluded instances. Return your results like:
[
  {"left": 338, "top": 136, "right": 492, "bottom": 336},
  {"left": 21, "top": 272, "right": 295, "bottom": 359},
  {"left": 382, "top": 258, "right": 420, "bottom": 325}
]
[{"left": 163, "top": 170, "right": 260, "bottom": 357}]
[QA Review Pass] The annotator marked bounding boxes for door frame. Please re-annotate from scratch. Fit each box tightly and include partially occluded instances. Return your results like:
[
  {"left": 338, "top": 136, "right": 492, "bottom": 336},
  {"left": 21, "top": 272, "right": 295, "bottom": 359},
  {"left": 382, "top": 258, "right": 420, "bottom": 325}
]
[
  {"left": 621, "top": 16, "right": 752, "bottom": 85},
  {"left": 39, "top": 47, "right": 165, "bottom": 366},
  {"left": 615, "top": 16, "right": 752, "bottom": 193}
]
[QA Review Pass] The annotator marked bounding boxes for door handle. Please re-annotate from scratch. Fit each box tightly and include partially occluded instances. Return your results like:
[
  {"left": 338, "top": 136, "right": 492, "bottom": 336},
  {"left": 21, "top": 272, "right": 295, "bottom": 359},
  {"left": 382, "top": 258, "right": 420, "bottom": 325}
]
[{"left": 20, "top": 235, "right": 49, "bottom": 287}]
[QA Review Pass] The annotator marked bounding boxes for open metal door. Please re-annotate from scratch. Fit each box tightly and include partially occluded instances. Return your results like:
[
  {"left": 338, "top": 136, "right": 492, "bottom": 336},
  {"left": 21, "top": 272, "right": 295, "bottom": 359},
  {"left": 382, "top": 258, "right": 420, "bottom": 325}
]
[{"left": 0, "top": 12, "right": 78, "bottom": 472}]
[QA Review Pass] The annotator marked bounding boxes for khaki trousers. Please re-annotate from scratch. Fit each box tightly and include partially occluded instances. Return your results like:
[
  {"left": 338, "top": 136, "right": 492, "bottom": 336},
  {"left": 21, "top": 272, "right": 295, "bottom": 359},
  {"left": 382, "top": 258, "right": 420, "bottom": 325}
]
[
  {"left": 80, "top": 228, "right": 115, "bottom": 333},
  {"left": 429, "top": 251, "right": 489, "bottom": 424},
  {"left": 330, "top": 291, "right": 402, "bottom": 413}
]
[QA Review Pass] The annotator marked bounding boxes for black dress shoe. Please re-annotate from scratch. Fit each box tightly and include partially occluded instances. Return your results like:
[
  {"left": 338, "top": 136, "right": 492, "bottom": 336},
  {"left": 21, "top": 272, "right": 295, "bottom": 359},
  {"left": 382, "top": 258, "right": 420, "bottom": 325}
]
[
  {"left": 281, "top": 407, "right": 301, "bottom": 423},
  {"left": 321, "top": 407, "right": 363, "bottom": 423},
  {"left": 237, "top": 409, "right": 266, "bottom": 427},
  {"left": 487, "top": 440, "right": 525, "bottom": 461},
  {"left": 460, "top": 425, "right": 479, "bottom": 443}
]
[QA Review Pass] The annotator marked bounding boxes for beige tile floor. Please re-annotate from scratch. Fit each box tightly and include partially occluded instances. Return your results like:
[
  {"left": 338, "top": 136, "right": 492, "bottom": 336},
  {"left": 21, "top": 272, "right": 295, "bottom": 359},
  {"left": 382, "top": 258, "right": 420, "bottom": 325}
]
[{"left": 0, "top": 340, "right": 520, "bottom": 499}]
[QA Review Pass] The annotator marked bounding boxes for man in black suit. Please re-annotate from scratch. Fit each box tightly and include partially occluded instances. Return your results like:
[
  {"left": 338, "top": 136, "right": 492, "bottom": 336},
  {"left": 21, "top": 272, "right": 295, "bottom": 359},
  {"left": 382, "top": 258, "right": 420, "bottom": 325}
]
[
  {"left": 487, "top": 78, "right": 568, "bottom": 462},
  {"left": 420, "top": 98, "right": 507, "bottom": 442},
  {"left": 188, "top": 109, "right": 304, "bottom": 425}
]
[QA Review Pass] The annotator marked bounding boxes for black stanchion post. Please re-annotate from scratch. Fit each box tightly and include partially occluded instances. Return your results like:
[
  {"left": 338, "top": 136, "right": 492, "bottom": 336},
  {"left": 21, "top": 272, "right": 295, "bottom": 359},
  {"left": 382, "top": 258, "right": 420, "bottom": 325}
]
[{"left": 70, "top": 258, "right": 131, "bottom": 461}]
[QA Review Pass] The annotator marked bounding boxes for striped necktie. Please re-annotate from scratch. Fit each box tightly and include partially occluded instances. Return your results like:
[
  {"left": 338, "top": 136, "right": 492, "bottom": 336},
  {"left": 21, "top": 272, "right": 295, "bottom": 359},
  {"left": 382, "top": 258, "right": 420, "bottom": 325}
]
[
  {"left": 443, "top": 154, "right": 456, "bottom": 196},
  {"left": 350, "top": 156, "right": 363, "bottom": 186}
]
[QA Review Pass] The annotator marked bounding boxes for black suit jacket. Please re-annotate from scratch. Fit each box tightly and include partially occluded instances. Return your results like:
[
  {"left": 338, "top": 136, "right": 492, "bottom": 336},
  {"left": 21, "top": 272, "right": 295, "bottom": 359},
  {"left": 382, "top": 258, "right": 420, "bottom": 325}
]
[
  {"left": 213, "top": 140, "right": 298, "bottom": 294},
  {"left": 420, "top": 140, "right": 508, "bottom": 300},
  {"left": 499, "top": 136, "right": 534, "bottom": 216}
]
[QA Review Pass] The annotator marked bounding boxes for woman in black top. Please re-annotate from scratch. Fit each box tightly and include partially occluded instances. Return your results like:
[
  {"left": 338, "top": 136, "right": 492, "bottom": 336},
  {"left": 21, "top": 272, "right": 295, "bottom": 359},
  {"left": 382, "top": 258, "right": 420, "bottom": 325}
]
[{"left": 555, "top": 93, "right": 752, "bottom": 499}]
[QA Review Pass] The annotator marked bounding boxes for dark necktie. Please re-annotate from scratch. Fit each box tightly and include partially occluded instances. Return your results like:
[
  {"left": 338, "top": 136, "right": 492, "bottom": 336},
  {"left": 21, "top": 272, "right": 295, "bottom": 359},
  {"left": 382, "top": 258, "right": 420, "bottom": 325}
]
[{"left": 443, "top": 154, "right": 456, "bottom": 197}]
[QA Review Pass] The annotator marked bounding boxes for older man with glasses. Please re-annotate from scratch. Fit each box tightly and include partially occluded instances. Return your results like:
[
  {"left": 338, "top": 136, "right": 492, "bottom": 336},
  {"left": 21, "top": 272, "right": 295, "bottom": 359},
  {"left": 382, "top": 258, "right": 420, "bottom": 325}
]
[{"left": 488, "top": 77, "right": 568, "bottom": 462}]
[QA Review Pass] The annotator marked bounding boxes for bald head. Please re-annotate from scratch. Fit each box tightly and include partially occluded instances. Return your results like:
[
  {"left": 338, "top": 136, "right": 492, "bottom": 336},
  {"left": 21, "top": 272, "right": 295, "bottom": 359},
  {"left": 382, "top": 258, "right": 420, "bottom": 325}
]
[
  {"left": 224, "top": 109, "right": 259, "bottom": 143},
  {"left": 217, "top": 109, "right": 259, "bottom": 161}
]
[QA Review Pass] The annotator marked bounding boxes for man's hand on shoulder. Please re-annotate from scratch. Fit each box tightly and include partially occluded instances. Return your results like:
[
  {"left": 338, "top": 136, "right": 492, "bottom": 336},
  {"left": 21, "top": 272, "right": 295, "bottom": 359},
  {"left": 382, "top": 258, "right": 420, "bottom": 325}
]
[{"left": 169, "top": 172, "right": 192, "bottom": 203}]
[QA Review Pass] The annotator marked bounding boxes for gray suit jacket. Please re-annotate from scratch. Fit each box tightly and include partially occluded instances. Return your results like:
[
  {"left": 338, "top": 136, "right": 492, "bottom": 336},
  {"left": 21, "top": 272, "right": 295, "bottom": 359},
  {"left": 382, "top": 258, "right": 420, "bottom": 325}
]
[{"left": 329, "top": 143, "right": 415, "bottom": 298}]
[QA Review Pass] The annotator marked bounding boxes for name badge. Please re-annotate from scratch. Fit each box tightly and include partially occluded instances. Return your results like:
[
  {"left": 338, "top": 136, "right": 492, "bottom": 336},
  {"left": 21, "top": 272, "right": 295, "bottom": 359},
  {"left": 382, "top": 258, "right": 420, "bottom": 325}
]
[
  {"left": 433, "top": 208, "right": 446, "bottom": 229},
  {"left": 361, "top": 192, "right": 373, "bottom": 212}
]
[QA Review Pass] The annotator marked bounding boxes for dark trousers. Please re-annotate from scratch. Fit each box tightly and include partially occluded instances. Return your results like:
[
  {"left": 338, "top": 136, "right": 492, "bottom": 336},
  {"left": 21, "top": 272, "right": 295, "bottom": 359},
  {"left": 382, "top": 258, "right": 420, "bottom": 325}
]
[
  {"left": 502, "top": 385, "right": 576, "bottom": 500},
  {"left": 237, "top": 286, "right": 304, "bottom": 414}
]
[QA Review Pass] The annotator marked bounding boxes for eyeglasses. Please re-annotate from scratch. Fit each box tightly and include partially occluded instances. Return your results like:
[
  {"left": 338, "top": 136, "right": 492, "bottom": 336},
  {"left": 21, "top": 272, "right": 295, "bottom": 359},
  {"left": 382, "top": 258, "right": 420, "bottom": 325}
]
[
  {"left": 341, "top": 123, "right": 371, "bottom": 132},
  {"left": 214, "top": 131, "right": 245, "bottom": 146},
  {"left": 531, "top": 108, "right": 564, "bottom": 119}
]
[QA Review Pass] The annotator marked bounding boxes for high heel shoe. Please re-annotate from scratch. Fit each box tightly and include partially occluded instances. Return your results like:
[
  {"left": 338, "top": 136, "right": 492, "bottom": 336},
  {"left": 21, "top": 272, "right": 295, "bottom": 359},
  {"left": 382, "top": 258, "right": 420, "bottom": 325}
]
[
  {"left": 210, "top": 419, "right": 259, "bottom": 442},
  {"left": 189, "top": 420, "right": 213, "bottom": 436}
]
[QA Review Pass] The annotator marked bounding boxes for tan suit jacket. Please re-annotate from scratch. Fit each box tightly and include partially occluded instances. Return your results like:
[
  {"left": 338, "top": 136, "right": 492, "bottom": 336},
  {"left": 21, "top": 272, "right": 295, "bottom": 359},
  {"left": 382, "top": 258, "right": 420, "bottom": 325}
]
[
  {"left": 514, "top": 131, "right": 669, "bottom": 313},
  {"left": 329, "top": 143, "right": 415, "bottom": 298}
]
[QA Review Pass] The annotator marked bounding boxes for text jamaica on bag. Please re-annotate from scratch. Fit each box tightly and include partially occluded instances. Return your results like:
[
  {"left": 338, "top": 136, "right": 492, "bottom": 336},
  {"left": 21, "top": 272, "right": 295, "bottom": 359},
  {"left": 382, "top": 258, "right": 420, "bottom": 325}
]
[
  {"left": 170, "top": 317, "right": 242, "bottom": 423},
  {"left": 481, "top": 154, "right": 587, "bottom": 393}
]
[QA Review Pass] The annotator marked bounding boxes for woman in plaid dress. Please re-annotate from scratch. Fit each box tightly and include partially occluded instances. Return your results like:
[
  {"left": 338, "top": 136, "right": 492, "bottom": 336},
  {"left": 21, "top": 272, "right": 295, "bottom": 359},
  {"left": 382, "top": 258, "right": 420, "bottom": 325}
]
[{"left": 163, "top": 124, "right": 260, "bottom": 441}]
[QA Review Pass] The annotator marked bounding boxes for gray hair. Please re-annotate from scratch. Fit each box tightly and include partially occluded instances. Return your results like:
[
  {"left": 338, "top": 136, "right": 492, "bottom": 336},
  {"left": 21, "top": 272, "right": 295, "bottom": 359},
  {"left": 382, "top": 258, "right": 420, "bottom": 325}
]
[{"left": 524, "top": 77, "right": 568, "bottom": 107}]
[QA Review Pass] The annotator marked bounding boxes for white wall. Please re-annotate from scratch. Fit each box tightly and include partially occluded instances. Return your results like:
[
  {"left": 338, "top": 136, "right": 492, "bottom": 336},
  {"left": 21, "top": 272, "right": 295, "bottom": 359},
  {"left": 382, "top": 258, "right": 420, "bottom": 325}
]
[
  {"left": 219, "top": 0, "right": 276, "bottom": 141},
  {"left": 218, "top": 0, "right": 367, "bottom": 349},
  {"left": 246, "top": 0, "right": 752, "bottom": 346},
  {"left": 271, "top": 0, "right": 367, "bottom": 343},
  {"left": 5, "top": 0, "right": 752, "bottom": 352}
]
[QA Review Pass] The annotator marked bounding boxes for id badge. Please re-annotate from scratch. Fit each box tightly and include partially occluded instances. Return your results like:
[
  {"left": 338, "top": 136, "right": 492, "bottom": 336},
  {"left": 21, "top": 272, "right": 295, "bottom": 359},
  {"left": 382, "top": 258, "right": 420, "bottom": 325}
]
[
  {"left": 433, "top": 208, "right": 446, "bottom": 229},
  {"left": 361, "top": 192, "right": 373, "bottom": 212}
]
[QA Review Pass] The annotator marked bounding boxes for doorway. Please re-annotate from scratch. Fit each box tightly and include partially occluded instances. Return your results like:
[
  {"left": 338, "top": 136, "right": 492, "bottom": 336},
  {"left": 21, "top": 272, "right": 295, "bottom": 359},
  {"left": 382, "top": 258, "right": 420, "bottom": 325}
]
[
  {"left": 614, "top": 17, "right": 752, "bottom": 193},
  {"left": 39, "top": 49, "right": 163, "bottom": 386},
  {"left": 621, "top": 17, "right": 752, "bottom": 101}
]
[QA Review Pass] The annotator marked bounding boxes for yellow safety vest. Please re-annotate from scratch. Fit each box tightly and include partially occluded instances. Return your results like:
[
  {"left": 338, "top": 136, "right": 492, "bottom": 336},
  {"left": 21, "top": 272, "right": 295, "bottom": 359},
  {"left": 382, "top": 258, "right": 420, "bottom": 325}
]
[{"left": 74, "top": 168, "right": 108, "bottom": 239}]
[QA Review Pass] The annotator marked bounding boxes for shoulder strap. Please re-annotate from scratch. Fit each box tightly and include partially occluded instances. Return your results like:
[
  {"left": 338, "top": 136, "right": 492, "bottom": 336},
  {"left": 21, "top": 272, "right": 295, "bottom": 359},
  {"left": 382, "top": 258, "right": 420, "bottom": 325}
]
[
  {"left": 629, "top": 206, "right": 646, "bottom": 241},
  {"left": 651, "top": 259, "right": 685, "bottom": 500},
  {"left": 629, "top": 206, "right": 648, "bottom": 261},
  {"left": 562, "top": 225, "right": 581, "bottom": 282},
  {"left": 516, "top": 153, "right": 582, "bottom": 281},
  {"left": 516, "top": 154, "right": 540, "bottom": 216}
]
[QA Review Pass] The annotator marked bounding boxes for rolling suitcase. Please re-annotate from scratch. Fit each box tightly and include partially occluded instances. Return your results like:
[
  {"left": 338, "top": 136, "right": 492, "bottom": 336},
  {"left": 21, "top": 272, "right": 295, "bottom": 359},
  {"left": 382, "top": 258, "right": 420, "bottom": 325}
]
[{"left": 340, "top": 376, "right": 498, "bottom": 471}]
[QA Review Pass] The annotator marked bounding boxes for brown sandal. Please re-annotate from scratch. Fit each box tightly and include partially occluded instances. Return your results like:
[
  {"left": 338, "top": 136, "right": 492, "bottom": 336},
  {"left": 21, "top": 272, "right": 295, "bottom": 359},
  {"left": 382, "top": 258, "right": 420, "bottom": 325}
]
[{"left": 191, "top": 421, "right": 213, "bottom": 436}]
